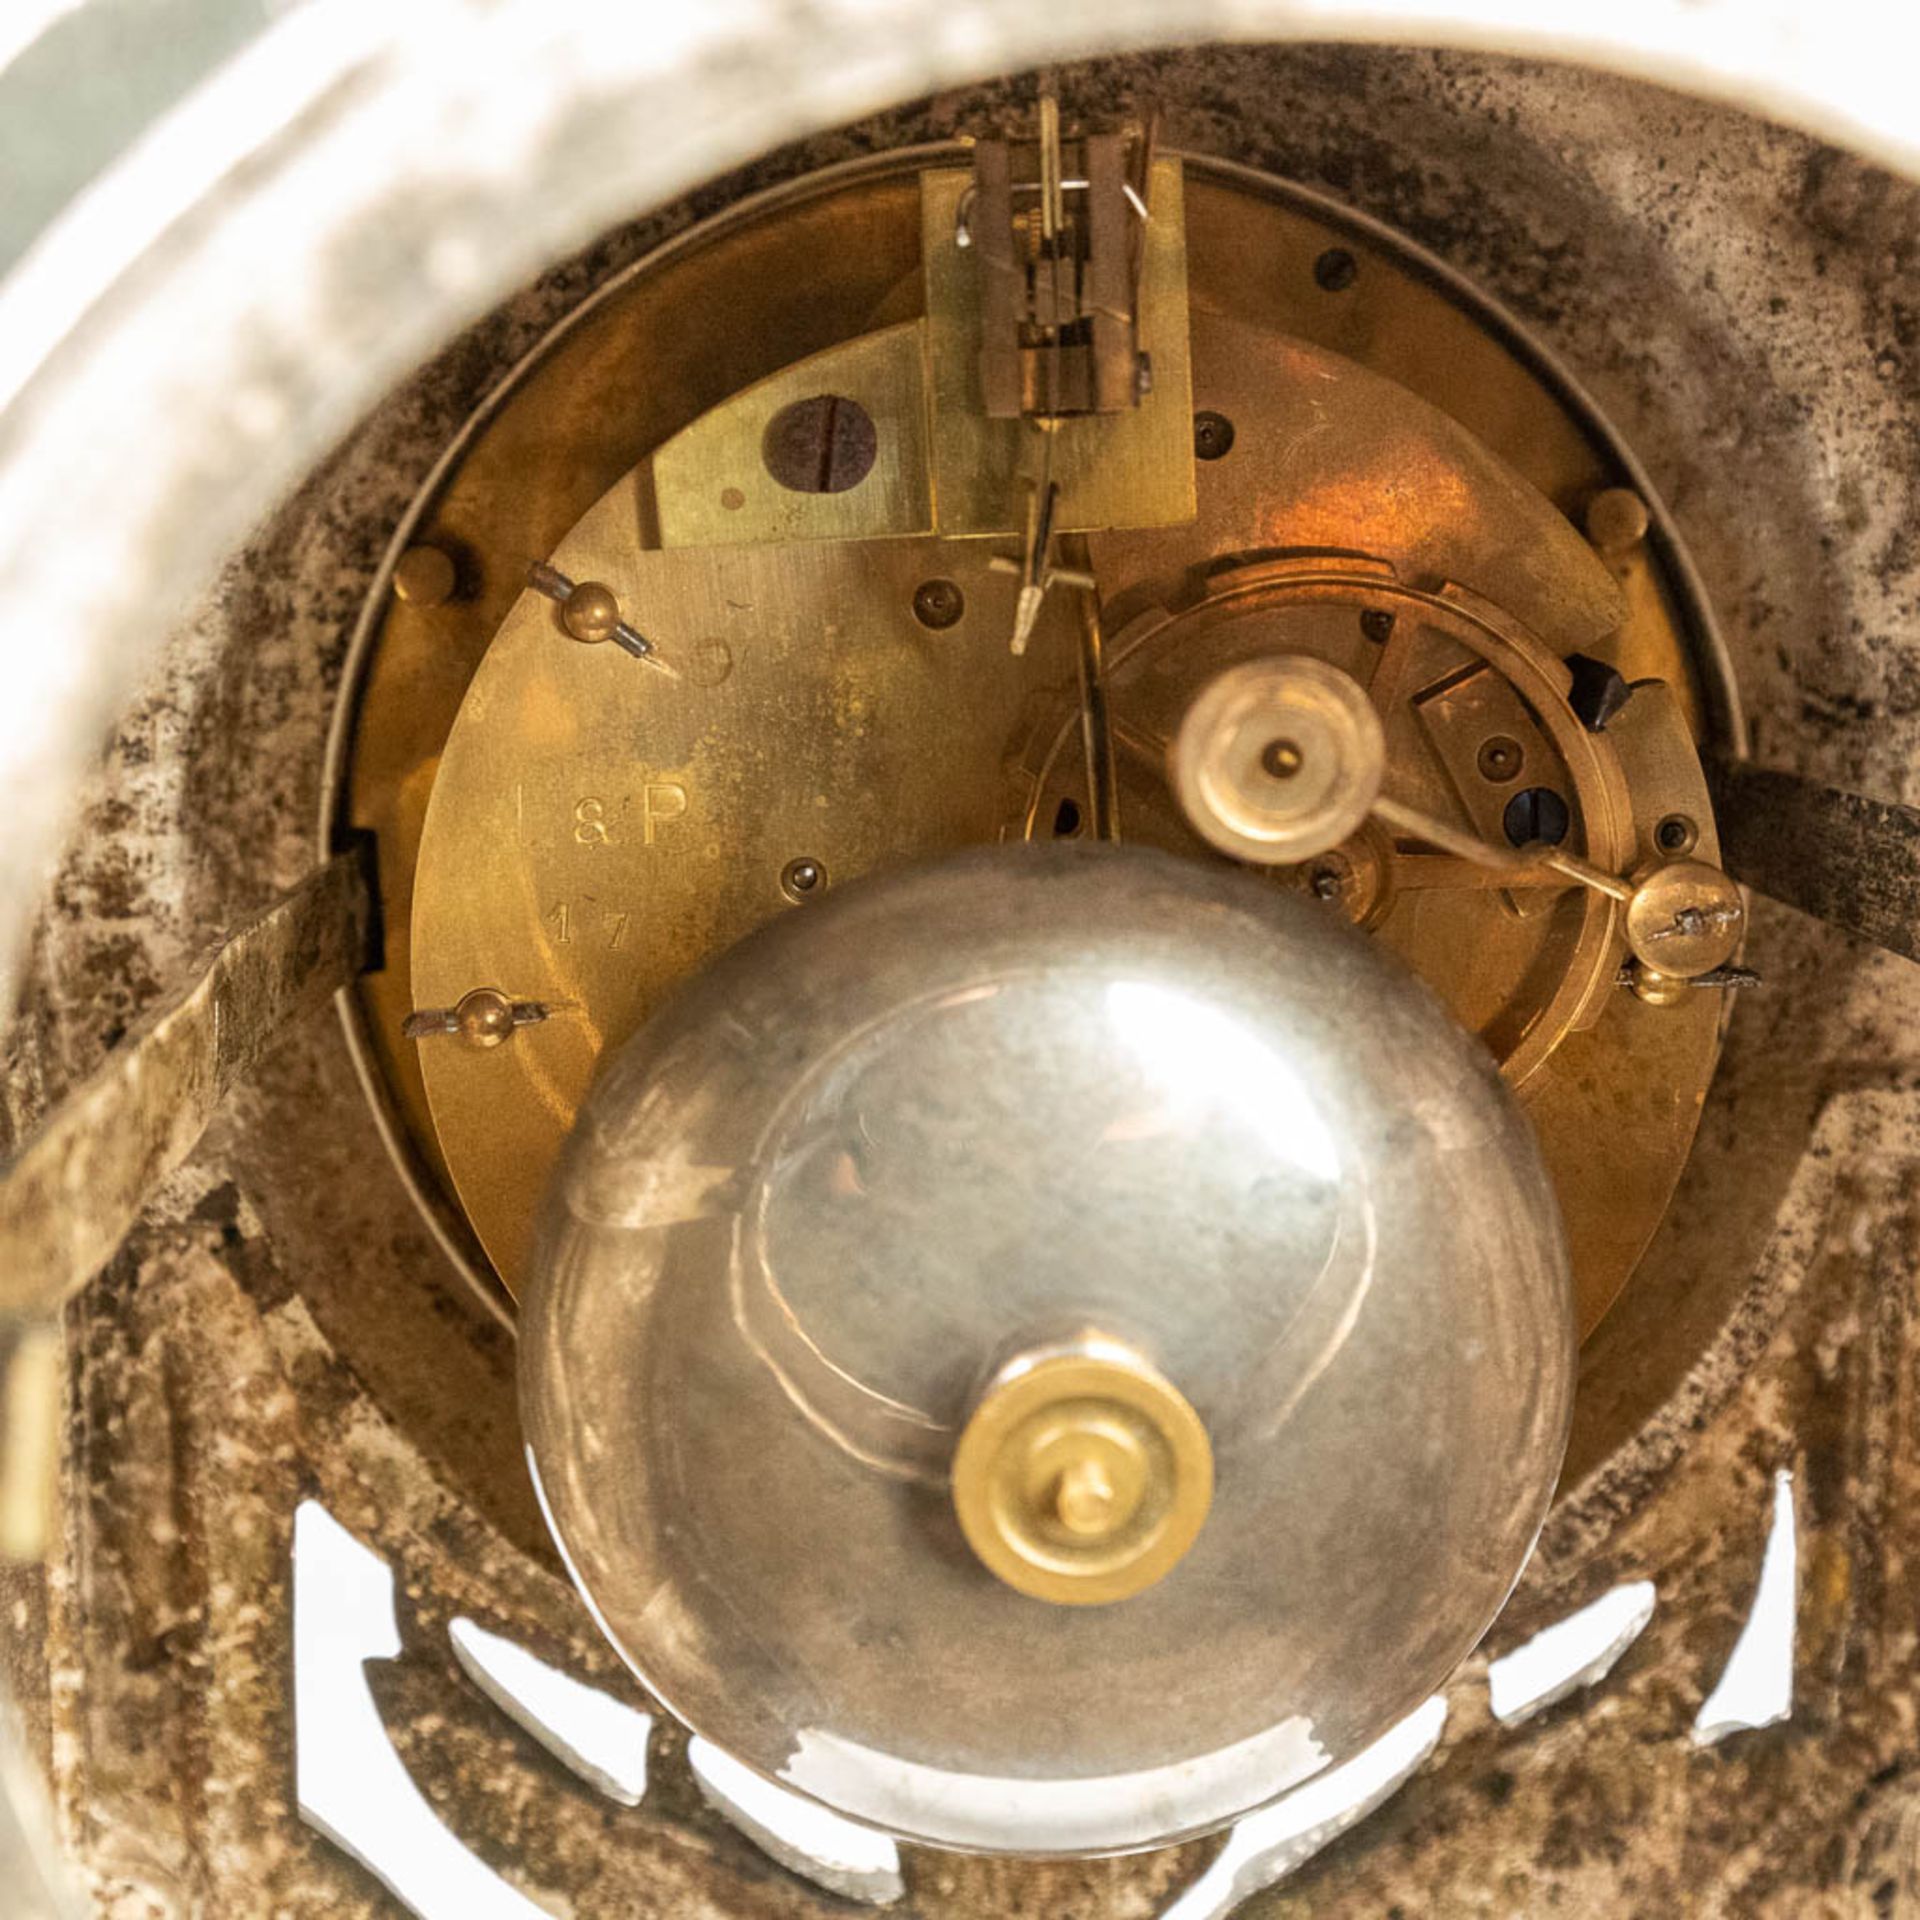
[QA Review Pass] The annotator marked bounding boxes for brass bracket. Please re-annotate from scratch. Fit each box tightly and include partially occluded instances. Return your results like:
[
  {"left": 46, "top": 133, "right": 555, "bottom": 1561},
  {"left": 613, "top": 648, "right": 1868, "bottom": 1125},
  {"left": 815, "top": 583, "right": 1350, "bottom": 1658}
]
[
  {"left": 967, "top": 99, "right": 1153, "bottom": 419},
  {"left": 0, "top": 848, "right": 374, "bottom": 1320}
]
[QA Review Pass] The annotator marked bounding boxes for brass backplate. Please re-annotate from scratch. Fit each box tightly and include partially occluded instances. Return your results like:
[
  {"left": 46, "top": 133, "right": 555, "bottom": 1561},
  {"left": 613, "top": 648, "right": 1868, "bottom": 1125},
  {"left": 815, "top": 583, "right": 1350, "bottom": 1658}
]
[
  {"left": 410, "top": 496, "right": 1076, "bottom": 1283},
  {"left": 331, "top": 147, "right": 1730, "bottom": 1321}
]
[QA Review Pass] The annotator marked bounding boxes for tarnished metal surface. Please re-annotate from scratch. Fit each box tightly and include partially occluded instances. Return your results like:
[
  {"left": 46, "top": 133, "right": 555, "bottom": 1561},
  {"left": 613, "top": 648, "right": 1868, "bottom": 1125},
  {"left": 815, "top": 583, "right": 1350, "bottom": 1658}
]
[
  {"left": 0, "top": 851, "right": 369, "bottom": 1321},
  {"left": 1708, "top": 754, "right": 1920, "bottom": 960},
  {"left": 6, "top": 38, "right": 1920, "bottom": 1920}
]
